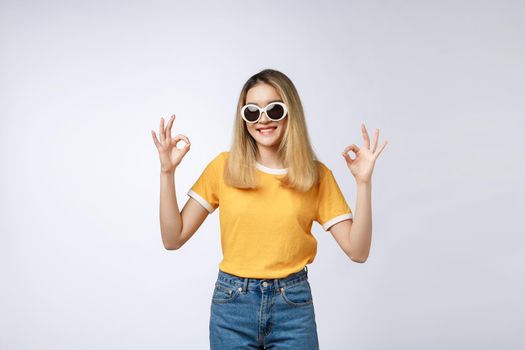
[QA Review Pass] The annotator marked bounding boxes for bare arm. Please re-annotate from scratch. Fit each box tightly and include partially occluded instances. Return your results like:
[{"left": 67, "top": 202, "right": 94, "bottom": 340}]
[
  {"left": 159, "top": 171, "right": 182, "bottom": 249},
  {"left": 152, "top": 114, "right": 208, "bottom": 250},
  {"left": 330, "top": 122, "right": 388, "bottom": 263},
  {"left": 159, "top": 170, "right": 209, "bottom": 249},
  {"left": 176, "top": 196, "right": 209, "bottom": 248},
  {"left": 328, "top": 180, "right": 372, "bottom": 263}
]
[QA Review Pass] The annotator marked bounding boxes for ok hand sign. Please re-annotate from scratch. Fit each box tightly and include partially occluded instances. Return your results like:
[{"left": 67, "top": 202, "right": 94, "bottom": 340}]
[
  {"left": 151, "top": 114, "right": 191, "bottom": 174},
  {"left": 342, "top": 123, "right": 388, "bottom": 184}
]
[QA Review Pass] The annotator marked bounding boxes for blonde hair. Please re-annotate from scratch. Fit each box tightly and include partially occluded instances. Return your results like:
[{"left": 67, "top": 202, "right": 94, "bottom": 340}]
[{"left": 224, "top": 69, "right": 320, "bottom": 192}]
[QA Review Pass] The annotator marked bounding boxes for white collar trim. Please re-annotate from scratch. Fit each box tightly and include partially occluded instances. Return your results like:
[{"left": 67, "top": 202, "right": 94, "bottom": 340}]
[{"left": 255, "top": 161, "right": 288, "bottom": 175}]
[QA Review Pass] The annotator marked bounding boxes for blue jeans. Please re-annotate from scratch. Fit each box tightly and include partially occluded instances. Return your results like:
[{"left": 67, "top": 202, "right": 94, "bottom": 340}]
[{"left": 209, "top": 265, "right": 319, "bottom": 349}]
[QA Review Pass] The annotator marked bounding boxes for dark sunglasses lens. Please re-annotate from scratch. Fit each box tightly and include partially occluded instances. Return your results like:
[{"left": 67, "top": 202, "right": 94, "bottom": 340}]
[
  {"left": 266, "top": 103, "right": 285, "bottom": 120},
  {"left": 243, "top": 106, "right": 260, "bottom": 122}
]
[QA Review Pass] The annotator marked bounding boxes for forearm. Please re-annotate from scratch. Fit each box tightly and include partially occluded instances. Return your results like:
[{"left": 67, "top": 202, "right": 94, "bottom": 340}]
[
  {"left": 159, "top": 171, "right": 183, "bottom": 249},
  {"left": 349, "top": 180, "right": 373, "bottom": 262}
]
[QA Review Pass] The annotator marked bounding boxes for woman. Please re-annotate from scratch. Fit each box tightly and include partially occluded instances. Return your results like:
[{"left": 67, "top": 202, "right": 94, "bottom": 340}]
[{"left": 151, "top": 69, "right": 387, "bottom": 349}]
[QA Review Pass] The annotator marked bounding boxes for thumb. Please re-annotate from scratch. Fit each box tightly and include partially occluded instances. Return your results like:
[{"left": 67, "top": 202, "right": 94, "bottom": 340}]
[
  {"left": 182, "top": 142, "right": 191, "bottom": 155},
  {"left": 342, "top": 151, "right": 353, "bottom": 165}
]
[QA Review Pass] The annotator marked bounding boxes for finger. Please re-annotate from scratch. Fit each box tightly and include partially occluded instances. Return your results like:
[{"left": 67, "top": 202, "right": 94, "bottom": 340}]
[
  {"left": 181, "top": 141, "right": 191, "bottom": 156},
  {"left": 342, "top": 144, "right": 359, "bottom": 165},
  {"left": 166, "top": 114, "right": 176, "bottom": 141},
  {"left": 361, "top": 123, "right": 370, "bottom": 149},
  {"left": 163, "top": 115, "right": 174, "bottom": 142},
  {"left": 375, "top": 140, "right": 388, "bottom": 158},
  {"left": 171, "top": 134, "right": 191, "bottom": 148},
  {"left": 171, "top": 134, "right": 191, "bottom": 144},
  {"left": 173, "top": 135, "right": 191, "bottom": 153},
  {"left": 177, "top": 134, "right": 191, "bottom": 146},
  {"left": 151, "top": 130, "right": 161, "bottom": 148},
  {"left": 372, "top": 128, "right": 379, "bottom": 153},
  {"left": 341, "top": 150, "right": 354, "bottom": 165},
  {"left": 159, "top": 117, "right": 165, "bottom": 143},
  {"left": 343, "top": 144, "right": 360, "bottom": 155}
]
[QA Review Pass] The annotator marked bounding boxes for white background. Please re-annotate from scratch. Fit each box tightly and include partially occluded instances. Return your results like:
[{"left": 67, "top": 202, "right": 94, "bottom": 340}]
[{"left": 1, "top": 0, "right": 524, "bottom": 349}]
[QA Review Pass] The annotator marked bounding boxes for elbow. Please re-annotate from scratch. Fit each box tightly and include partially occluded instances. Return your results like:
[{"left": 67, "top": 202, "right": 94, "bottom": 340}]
[
  {"left": 161, "top": 229, "right": 182, "bottom": 250},
  {"left": 163, "top": 240, "right": 181, "bottom": 251},
  {"left": 348, "top": 252, "right": 368, "bottom": 263}
]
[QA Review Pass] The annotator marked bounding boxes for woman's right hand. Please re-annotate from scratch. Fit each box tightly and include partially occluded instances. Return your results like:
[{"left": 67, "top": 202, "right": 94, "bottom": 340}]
[{"left": 151, "top": 114, "right": 191, "bottom": 174}]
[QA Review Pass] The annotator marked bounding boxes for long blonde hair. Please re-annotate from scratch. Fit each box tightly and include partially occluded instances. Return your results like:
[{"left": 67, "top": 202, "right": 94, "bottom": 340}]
[{"left": 224, "top": 69, "right": 320, "bottom": 192}]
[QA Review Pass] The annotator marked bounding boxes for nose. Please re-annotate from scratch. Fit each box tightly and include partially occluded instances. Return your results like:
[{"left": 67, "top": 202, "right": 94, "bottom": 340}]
[{"left": 259, "top": 111, "right": 271, "bottom": 123}]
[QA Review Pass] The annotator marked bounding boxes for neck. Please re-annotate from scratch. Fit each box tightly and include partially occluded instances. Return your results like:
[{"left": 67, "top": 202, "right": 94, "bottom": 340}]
[{"left": 256, "top": 145, "right": 284, "bottom": 168}]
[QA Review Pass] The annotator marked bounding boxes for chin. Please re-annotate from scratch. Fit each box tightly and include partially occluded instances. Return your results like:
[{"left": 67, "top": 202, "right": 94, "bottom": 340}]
[
  {"left": 258, "top": 138, "right": 281, "bottom": 147},
  {"left": 248, "top": 129, "right": 282, "bottom": 146}
]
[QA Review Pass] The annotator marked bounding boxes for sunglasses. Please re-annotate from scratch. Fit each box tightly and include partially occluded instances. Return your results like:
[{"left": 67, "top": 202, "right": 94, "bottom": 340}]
[{"left": 241, "top": 101, "right": 288, "bottom": 123}]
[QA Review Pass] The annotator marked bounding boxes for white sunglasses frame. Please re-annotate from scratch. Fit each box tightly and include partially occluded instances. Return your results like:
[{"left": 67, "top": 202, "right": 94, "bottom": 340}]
[{"left": 240, "top": 101, "right": 288, "bottom": 124}]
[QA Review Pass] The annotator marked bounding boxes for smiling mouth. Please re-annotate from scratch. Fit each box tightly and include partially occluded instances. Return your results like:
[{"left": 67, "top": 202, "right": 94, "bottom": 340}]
[{"left": 257, "top": 126, "right": 277, "bottom": 135}]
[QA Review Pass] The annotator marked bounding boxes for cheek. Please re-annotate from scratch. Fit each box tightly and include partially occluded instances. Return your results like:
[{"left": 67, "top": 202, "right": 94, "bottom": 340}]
[
  {"left": 280, "top": 121, "right": 288, "bottom": 133},
  {"left": 246, "top": 125, "right": 257, "bottom": 137}
]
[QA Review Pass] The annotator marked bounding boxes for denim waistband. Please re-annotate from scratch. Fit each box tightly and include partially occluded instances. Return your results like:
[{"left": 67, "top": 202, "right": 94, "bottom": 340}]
[{"left": 216, "top": 265, "right": 309, "bottom": 293}]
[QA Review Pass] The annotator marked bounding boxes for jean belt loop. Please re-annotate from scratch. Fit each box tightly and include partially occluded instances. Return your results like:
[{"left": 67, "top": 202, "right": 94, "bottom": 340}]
[
  {"left": 243, "top": 277, "right": 248, "bottom": 293},
  {"left": 274, "top": 277, "right": 282, "bottom": 293}
]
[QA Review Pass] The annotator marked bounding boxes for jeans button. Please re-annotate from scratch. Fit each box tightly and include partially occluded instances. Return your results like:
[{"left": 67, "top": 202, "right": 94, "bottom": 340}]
[{"left": 262, "top": 281, "right": 268, "bottom": 287}]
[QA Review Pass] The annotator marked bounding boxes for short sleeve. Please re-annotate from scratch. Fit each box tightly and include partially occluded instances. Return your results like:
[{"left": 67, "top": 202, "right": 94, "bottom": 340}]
[
  {"left": 315, "top": 165, "right": 353, "bottom": 231},
  {"left": 187, "top": 152, "right": 223, "bottom": 214}
]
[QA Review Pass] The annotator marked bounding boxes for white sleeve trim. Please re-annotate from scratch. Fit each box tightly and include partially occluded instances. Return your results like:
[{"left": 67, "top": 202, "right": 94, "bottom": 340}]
[
  {"left": 322, "top": 213, "right": 353, "bottom": 231},
  {"left": 187, "top": 190, "right": 215, "bottom": 213}
]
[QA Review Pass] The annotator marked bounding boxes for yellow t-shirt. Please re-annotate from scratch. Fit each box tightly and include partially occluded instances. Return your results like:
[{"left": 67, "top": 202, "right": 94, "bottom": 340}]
[{"left": 187, "top": 151, "right": 353, "bottom": 279}]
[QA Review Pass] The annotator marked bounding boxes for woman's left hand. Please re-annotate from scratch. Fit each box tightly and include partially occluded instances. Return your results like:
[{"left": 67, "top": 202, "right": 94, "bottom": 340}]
[{"left": 342, "top": 123, "right": 388, "bottom": 184}]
